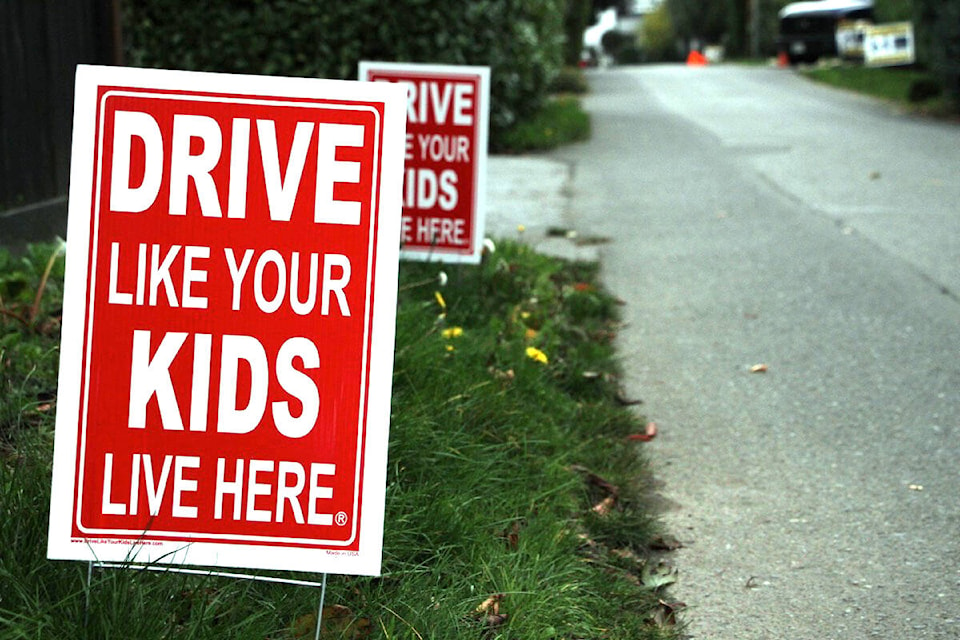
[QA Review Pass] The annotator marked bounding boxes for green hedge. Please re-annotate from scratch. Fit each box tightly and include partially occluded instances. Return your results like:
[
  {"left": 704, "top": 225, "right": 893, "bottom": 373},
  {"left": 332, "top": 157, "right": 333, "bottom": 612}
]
[
  {"left": 914, "top": 0, "right": 960, "bottom": 107},
  {"left": 123, "top": 0, "right": 567, "bottom": 143}
]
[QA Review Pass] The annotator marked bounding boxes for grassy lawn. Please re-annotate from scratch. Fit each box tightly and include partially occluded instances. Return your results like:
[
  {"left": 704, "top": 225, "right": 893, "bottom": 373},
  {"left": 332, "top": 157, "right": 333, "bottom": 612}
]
[
  {"left": 801, "top": 64, "right": 948, "bottom": 111},
  {"left": 1, "top": 241, "right": 680, "bottom": 639},
  {"left": 493, "top": 67, "right": 591, "bottom": 155},
  {"left": 495, "top": 95, "right": 591, "bottom": 153}
]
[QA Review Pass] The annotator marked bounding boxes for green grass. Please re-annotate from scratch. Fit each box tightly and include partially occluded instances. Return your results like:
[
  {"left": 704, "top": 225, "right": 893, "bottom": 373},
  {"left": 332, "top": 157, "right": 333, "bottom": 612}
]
[
  {"left": 495, "top": 96, "right": 591, "bottom": 153},
  {"left": 1, "top": 242, "right": 679, "bottom": 639},
  {"left": 801, "top": 65, "right": 948, "bottom": 109}
]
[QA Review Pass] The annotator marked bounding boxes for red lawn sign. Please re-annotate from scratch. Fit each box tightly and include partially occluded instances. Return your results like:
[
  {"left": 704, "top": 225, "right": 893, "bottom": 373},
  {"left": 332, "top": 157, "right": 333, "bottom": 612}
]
[
  {"left": 359, "top": 62, "right": 490, "bottom": 264},
  {"left": 46, "top": 65, "right": 407, "bottom": 576}
]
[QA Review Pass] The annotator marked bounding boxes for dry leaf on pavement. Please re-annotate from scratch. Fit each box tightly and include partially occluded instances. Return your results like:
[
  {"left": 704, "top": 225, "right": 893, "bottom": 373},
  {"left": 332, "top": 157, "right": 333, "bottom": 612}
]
[
  {"left": 627, "top": 422, "right": 658, "bottom": 442},
  {"left": 649, "top": 534, "right": 683, "bottom": 551}
]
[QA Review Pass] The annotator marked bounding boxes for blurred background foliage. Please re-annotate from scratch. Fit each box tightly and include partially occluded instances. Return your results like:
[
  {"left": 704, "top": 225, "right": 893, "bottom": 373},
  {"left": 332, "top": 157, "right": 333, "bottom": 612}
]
[
  {"left": 123, "top": 0, "right": 957, "bottom": 129},
  {"left": 123, "top": 0, "right": 566, "bottom": 146}
]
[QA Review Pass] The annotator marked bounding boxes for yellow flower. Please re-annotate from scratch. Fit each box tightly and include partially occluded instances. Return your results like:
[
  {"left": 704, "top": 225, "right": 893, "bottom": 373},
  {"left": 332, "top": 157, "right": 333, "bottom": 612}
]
[
  {"left": 525, "top": 346, "right": 549, "bottom": 364},
  {"left": 442, "top": 327, "right": 464, "bottom": 339},
  {"left": 434, "top": 291, "right": 446, "bottom": 310},
  {"left": 445, "top": 344, "right": 455, "bottom": 352},
  {"left": 517, "top": 224, "right": 526, "bottom": 233}
]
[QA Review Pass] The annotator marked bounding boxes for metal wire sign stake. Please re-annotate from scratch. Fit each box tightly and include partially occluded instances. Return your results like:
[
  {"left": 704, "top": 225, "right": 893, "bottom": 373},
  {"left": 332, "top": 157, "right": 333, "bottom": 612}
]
[{"left": 86, "top": 562, "right": 330, "bottom": 638}]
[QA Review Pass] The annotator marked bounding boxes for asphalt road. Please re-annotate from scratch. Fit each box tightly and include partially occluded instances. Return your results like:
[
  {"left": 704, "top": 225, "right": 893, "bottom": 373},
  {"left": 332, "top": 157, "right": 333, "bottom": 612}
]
[{"left": 552, "top": 65, "right": 960, "bottom": 639}]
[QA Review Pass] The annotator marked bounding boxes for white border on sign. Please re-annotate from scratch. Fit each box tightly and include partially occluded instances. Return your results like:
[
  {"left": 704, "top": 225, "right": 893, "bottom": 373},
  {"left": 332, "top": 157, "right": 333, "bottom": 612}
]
[
  {"left": 358, "top": 61, "right": 491, "bottom": 265},
  {"left": 47, "top": 65, "right": 407, "bottom": 577},
  {"left": 75, "top": 91, "right": 380, "bottom": 548}
]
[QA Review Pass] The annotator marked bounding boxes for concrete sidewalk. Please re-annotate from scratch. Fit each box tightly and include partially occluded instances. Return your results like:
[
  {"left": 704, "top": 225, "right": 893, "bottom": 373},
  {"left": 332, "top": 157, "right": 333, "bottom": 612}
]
[{"left": 485, "top": 155, "right": 599, "bottom": 263}]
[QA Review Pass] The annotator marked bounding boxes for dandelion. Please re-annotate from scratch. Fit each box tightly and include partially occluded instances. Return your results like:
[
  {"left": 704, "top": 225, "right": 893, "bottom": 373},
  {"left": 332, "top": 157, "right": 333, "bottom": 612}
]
[
  {"left": 445, "top": 344, "right": 455, "bottom": 353},
  {"left": 525, "top": 346, "right": 549, "bottom": 364},
  {"left": 442, "top": 326, "right": 464, "bottom": 339},
  {"left": 517, "top": 224, "right": 526, "bottom": 233}
]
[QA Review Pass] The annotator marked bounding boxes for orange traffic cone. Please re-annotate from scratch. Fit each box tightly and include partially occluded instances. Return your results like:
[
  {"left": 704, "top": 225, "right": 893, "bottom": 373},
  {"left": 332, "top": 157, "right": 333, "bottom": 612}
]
[{"left": 686, "top": 50, "right": 708, "bottom": 66}]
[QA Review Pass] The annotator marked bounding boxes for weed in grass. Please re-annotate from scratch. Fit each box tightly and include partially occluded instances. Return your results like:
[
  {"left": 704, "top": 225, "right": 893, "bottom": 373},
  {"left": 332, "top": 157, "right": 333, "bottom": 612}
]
[{"left": 1, "top": 241, "right": 679, "bottom": 639}]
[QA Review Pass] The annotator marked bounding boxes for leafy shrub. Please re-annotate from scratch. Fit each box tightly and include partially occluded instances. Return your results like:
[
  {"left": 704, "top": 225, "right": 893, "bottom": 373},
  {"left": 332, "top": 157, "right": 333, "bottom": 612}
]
[
  {"left": 914, "top": 0, "right": 960, "bottom": 108},
  {"left": 549, "top": 66, "right": 589, "bottom": 94},
  {"left": 908, "top": 77, "right": 943, "bottom": 103},
  {"left": 641, "top": 2, "right": 680, "bottom": 62},
  {"left": 123, "top": 0, "right": 567, "bottom": 143}
]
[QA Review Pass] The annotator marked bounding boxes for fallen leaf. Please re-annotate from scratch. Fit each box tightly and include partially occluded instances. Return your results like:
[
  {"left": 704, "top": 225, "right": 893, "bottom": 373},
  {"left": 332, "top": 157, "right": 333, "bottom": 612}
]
[
  {"left": 499, "top": 520, "right": 523, "bottom": 549},
  {"left": 649, "top": 534, "right": 683, "bottom": 551},
  {"left": 591, "top": 329, "right": 618, "bottom": 344},
  {"left": 627, "top": 421, "right": 658, "bottom": 442},
  {"left": 481, "top": 613, "right": 509, "bottom": 629},
  {"left": 650, "top": 599, "right": 686, "bottom": 627},
  {"left": 592, "top": 494, "right": 616, "bottom": 516},
  {"left": 570, "top": 466, "right": 619, "bottom": 498},
  {"left": 641, "top": 561, "right": 678, "bottom": 590},
  {"left": 574, "top": 234, "right": 611, "bottom": 246},
  {"left": 749, "top": 363, "right": 768, "bottom": 373},
  {"left": 612, "top": 547, "right": 643, "bottom": 565},
  {"left": 475, "top": 594, "right": 503, "bottom": 615},
  {"left": 293, "top": 605, "right": 372, "bottom": 639},
  {"left": 615, "top": 390, "right": 643, "bottom": 406},
  {"left": 908, "top": 484, "right": 924, "bottom": 491}
]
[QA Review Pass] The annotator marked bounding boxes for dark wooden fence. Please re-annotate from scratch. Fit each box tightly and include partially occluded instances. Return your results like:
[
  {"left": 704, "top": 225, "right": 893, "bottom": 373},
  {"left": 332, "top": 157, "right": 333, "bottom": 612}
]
[{"left": 0, "top": 0, "right": 120, "bottom": 247}]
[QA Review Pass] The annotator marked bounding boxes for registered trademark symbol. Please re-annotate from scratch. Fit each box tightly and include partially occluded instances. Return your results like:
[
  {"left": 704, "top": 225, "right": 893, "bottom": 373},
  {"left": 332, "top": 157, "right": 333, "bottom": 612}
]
[{"left": 335, "top": 511, "right": 348, "bottom": 526}]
